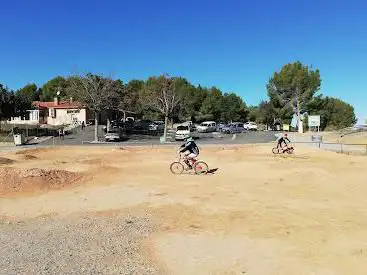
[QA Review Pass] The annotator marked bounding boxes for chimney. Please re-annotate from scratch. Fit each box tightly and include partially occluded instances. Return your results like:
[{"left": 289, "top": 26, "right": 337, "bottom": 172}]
[
  {"left": 69, "top": 97, "right": 73, "bottom": 103},
  {"left": 54, "top": 97, "right": 59, "bottom": 106}
]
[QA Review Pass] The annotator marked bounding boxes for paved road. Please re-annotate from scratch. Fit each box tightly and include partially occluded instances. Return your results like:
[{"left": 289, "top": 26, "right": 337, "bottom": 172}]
[
  {"left": 0, "top": 127, "right": 277, "bottom": 152},
  {"left": 4, "top": 129, "right": 366, "bottom": 155},
  {"left": 41, "top": 126, "right": 277, "bottom": 146}
]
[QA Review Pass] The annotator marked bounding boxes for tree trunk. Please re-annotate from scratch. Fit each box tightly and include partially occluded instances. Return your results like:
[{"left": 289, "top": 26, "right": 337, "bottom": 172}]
[
  {"left": 295, "top": 89, "right": 303, "bottom": 133},
  {"left": 163, "top": 115, "right": 168, "bottom": 142},
  {"left": 170, "top": 118, "right": 174, "bottom": 129},
  {"left": 94, "top": 112, "right": 99, "bottom": 142}
]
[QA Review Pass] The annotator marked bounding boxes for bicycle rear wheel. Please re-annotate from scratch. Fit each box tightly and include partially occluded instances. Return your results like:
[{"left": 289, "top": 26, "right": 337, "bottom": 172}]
[
  {"left": 194, "top": 161, "right": 209, "bottom": 175},
  {"left": 170, "top": 162, "right": 184, "bottom": 175},
  {"left": 272, "top": 147, "right": 280, "bottom": 154}
]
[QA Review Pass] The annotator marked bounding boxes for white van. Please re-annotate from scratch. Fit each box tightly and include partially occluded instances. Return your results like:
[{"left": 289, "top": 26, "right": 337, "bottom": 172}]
[
  {"left": 175, "top": 125, "right": 191, "bottom": 141},
  {"left": 197, "top": 121, "right": 217, "bottom": 133}
]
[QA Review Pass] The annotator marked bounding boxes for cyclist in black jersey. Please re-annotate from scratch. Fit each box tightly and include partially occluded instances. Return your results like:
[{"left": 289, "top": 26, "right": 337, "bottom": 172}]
[
  {"left": 179, "top": 137, "right": 199, "bottom": 169},
  {"left": 276, "top": 133, "right": 291, "bottom": 149}
]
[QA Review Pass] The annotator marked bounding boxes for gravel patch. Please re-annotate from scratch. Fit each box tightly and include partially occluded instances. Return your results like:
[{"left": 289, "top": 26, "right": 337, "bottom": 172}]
[{"left": 0, "top": 213, "right": 163, "bottom": 274}]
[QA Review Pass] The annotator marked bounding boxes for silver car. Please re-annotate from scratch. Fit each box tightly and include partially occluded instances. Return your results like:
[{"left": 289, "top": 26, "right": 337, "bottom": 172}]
[
  {"left": 222, "top": 123, "right": 244, "bottom": 134},
  {"left": 104, "top": 129, "right": 125, "bottom": 142},
  {"left": 197, "top": 121, "right": 217, "bottom": 133}
]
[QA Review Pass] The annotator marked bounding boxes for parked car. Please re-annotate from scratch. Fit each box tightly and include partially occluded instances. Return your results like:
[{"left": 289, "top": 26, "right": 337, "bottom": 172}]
[
  {"left": 119, "top": 120, "right": 134, "bottom": 134},
  {"left": 183, "top": 120, "right": 193, "bottom": 126},
  {"left": 110, "top": 120, "right": 120, "bottom": 129},
  {"left": 125, "top": 117, "right": 135, "bottom": 123},
  {"left": 222, "top": 122, "right": 244, "bottom": 134},
  {"left": 182, "top": 121, "right": 196, "bottom": 131},
  {"left": 149, "top": 121, "right": 165, "bottom": 131},
  {"left": 175, "top": 125, "right": 191, "bottom": 141},
  {"left": 104, "top": 129, "right": 126, "bottom": 142},
  {"left": 134, "top": 120, "right": 153, "bottom": 131},
  {"left": 216, "top": 123, "right": 226, "bottom": 132},
  {"left": 103, "top": 121, "right": 120, "bottom": 133},
  {"left": 244, "top": 122, "right": 258, "bottom": 131},
  {"left": 197, "top": 121, "right": 217, "bottom": 133}
]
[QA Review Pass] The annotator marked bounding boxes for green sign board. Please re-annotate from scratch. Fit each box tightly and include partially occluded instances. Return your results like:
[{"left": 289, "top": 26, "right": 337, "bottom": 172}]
[{"left": 308, "top": 115, "right": 320, "bottom": 127}]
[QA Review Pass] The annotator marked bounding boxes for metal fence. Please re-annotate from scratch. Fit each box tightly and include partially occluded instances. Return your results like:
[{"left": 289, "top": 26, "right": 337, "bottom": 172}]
[
  {"left": 293, "top": 141, "right": 367, "bottom": 156},
  {"left": 0, "top": 122, "right": 81, "bottom": 144}
]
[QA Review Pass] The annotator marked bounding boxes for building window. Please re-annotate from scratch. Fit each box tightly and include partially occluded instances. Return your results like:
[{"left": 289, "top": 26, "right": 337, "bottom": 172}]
[{"left": 49, "top": 108, "right": 56, "bottom": 118}]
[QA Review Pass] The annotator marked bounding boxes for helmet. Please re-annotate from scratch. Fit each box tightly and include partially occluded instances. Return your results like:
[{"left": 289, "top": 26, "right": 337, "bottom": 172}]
[
  {"left": 284, "top": 133, "right": 288, "bottom": 137},
  {"left": 186, "top": 137, "right": 194, "bottom": 142}
]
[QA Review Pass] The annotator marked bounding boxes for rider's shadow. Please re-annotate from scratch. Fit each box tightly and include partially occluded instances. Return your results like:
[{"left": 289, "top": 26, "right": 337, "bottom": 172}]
[
  {"left": 185, "top": 168, "right": 219, "bottom": 176},
  {"left": 207, "top": 168, "right": 219, "bottom": 174}
]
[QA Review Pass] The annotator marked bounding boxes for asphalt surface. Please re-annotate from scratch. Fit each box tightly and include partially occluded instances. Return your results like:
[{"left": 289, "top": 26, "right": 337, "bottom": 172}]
[
  {"left": 0, "top": 127, "right": 278, "bottom": 153},
  {"left": 41, "top": 126, "right": 277, "bottom": 146},
  {"left": 3, "top": 127, "right": 366, "bottom": 155}
]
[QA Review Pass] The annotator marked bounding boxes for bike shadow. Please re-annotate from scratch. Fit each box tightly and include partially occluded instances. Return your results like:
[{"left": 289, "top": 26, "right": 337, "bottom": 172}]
[
  {"left": 207, "top": 168, "right": 219, "bottom": 174},
  {"left": 185, "top": 168, "right": 219, "bottom": 176}
]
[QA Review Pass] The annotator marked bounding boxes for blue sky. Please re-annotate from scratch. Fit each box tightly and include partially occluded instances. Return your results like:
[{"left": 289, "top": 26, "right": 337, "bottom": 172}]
[{"left": 1, "top": 0, "right": 366, "bottom": 123}]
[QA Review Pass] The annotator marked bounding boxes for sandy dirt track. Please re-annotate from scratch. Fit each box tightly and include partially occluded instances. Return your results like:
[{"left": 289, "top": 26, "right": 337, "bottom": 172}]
[{"left": 1, "top": 145, "right": 367, "bottom": 274}]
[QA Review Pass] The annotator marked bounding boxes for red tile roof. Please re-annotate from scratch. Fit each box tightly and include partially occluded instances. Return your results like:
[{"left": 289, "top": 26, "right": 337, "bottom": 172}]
[{"left": 32, "top": 100, "right": 85, "bottom": 109}]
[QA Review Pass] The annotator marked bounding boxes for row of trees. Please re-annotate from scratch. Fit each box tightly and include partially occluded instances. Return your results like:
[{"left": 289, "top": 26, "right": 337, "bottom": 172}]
[
  {"left": 68, "top": 74, "right": 248, "bottom": 140},
  {"left": 0, "top": 74, "right": 247, "bottom": 140},
  {"left": 0, "top": 61, "right": 357, "bottom": 139},
  {"left": 0, "top": 75, "right": 247, "bottom": 124},
  {"left": 247, "top": 62, "right": 356, "bottom": 131}
]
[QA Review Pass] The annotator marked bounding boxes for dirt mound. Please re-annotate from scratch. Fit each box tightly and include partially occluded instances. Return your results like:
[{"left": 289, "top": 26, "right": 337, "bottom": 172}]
[
  {"left": 0, "top": 157, "right": 15, "bottom": 165},
  {"left": 80, "top": 158, "right": 103, "bottom": 165},
  {"left": 0, "top": 168, "right": 83, "bottom": 195},
  {"left": 24, "top": 154, "right": 38, "bottom": 160},
  {"left": 15, "top": 148, "right": 56, "bottom": 155}
]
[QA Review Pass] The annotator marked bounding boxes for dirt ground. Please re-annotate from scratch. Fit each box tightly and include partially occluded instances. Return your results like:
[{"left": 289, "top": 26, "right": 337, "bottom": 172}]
[{"left": 1, "top": 144, "right": 367, "bottom": 274}]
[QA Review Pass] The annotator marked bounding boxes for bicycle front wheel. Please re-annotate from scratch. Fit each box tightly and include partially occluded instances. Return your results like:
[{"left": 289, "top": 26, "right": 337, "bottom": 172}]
[
  {"left": 194, "top": 161, "right": 209, "bottom": 175},
  {"left": 170, "top": 162, "right": 184, "bottom": 175}
]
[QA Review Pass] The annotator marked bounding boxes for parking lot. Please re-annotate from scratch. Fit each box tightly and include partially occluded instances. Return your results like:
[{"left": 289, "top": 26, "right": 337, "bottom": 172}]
[{"left": 42, "top": 125, "right": 277, "bottom": 146}]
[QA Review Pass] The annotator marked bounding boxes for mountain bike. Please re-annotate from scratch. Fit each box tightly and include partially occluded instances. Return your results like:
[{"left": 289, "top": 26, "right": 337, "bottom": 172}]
[
  {"left": 272, "top": 145, "right": 294, "bottom": 154},
  {"left": 170, "top": 153, "right": 209, "bottom": 175}
]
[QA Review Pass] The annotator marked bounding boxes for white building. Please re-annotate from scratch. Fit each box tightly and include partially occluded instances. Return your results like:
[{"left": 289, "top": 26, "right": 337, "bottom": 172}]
[{"left": 30, "top": 98, "right": 87, "bottom": 126}]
